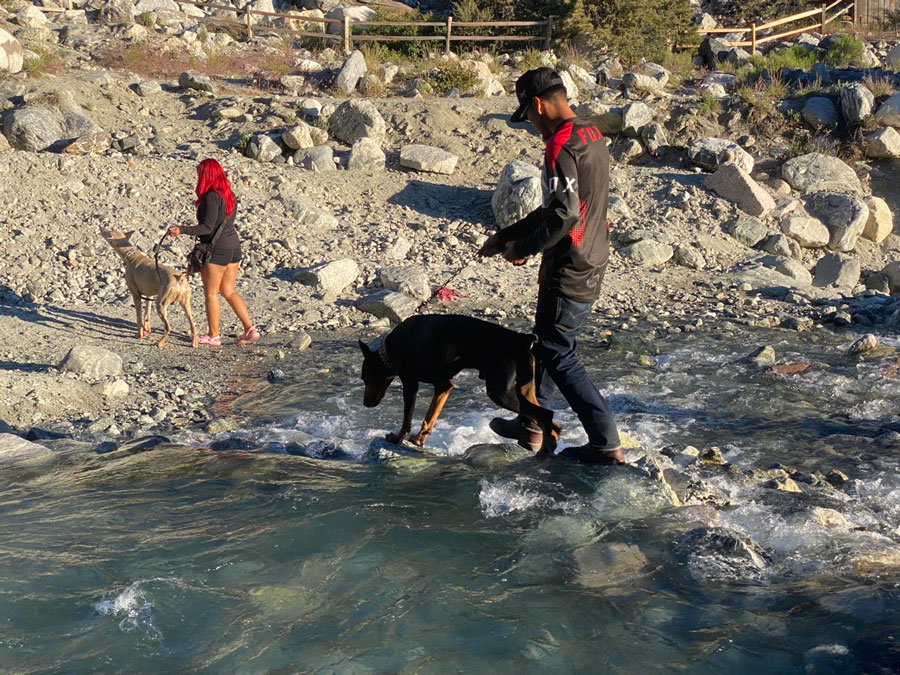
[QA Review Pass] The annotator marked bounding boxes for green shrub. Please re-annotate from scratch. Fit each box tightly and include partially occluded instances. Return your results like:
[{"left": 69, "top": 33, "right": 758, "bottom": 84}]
[
  {"left": 766, "top": 45, "right": 820, "bottom": 71},
  {"left": 139, "top": 11, "right": 154, "bottom": 27},
  {"left": 359, "top": 8, "right": 437, "bottom": 60},
  {"left": 563, "top": 0, "right": 698, "bottom": 64},
  {"left": 696, "top": 92, "right": 721, "bottom": 117},
  {"left": 452, "top": 0, "right": 494, "bottom": 36},
  {"left": 823, "top": 36, "right": 866, "bottom": 68},
  {"left": 425, "top": 62, "right": 479, "bottom": 94},
  {"left": 23, "top": 44, "right": 62, "bottom": 77}
]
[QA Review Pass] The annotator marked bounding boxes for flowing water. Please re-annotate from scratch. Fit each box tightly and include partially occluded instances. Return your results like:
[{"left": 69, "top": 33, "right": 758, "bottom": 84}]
[{"left": 1, "top": 324, "right": 899, "bottom": 672}]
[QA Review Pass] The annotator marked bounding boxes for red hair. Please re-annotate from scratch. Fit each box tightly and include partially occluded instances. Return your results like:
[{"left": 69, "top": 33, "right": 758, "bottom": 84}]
[{"left": 195, "top": 158, "right": 235, "bottom": 216}]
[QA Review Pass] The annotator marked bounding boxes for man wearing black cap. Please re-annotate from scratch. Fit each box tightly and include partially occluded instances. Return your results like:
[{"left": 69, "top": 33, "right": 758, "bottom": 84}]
[{"left": 479, "top": 67, "right": 623, "bottom": 465}]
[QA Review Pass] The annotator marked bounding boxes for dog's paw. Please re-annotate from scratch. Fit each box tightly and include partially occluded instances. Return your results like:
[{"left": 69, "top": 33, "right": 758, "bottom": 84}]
[
  {"left": 385, "top": 432, "right": 405, "bottom": 444},
  {"left": 411, "top": 434, "right": 428, "bottom": 447}
]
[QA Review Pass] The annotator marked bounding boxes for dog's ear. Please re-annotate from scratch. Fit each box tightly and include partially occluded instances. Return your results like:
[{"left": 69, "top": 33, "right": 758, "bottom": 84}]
[
  {"left": 359, "top": 339, "right": 372, "bottom": 357},
  {"left": 124, "top": 230, "right": 136, "bottom": 241}
]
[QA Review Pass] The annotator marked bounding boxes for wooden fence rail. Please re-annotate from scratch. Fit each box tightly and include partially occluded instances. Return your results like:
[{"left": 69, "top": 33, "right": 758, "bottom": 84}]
[
  {"left": 172, "top": 0, "right": 552, "bottom": 52},
  {"left": 696, "top": 0, "right": 856, "bottom": 54}
]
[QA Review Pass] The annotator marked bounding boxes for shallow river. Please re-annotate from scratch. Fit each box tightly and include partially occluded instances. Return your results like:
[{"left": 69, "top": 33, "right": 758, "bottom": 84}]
[{"left": 1, "top": 323, "right": 899, "bottom": 672}]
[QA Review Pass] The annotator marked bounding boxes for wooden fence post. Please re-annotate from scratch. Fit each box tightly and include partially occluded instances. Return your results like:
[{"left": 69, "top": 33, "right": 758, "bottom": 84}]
[
  {"left": 820, "top": 2, "right": 827, "bottom": 29},
  {"left": 545, "top": 15, "right": 554, "bottom": 50},
  {"left": 750, "top": 22, "right": 756, "bottom": 55},
  {"left": 445, "top": 15, "right": 453, "bottom": 54},
  {"left": 343, "top": 15, "right": 351, "bottom": 53},
  {"left": 245, "top": 8, "right": 253, "bottom": 39},
  {"left": 851, "top": 0, "right": 857, "bottom": 24}
]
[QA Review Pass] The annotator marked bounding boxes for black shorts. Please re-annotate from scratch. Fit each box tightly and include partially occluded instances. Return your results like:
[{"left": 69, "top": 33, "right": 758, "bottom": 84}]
[{"left": 208, "top": 247, "right": 242, "bottom": 266}]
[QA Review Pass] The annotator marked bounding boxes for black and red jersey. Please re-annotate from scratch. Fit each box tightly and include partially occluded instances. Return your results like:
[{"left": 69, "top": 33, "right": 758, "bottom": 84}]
[{"left": 498, "top": 117, "right": 610, "bottom": 303}]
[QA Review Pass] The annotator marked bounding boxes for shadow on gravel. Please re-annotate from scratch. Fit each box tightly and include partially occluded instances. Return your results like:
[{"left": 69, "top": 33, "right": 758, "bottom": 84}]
[{"left": 387, "top": 181, "right": 493, "bottom": 225}]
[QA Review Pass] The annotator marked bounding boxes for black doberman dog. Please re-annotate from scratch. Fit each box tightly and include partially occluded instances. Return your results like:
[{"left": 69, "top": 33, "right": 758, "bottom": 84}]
[{"left": 359, "top": 314, "right": 561, "bottom": 457}]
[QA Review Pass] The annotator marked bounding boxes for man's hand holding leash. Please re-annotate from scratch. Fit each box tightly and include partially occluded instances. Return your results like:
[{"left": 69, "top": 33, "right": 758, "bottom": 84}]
[{"left": 478, "top": 234, "right": 527, "bottom": 266}]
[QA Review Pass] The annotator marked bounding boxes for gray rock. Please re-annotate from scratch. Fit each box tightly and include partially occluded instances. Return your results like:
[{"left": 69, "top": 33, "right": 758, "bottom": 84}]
[
  {"left": 746, "top": 345, "right": 776, "bottom": 366},
  {"left": 356, "top": 290, "right": 419, "bottom": 323},
  {"left": 883, "top": 261, "right": 900, "bottom": 293},
  {"left": 640, "top": 122, "right": 667, "bottom": 156},
  {"left": 60, "top": 345, "right": 123, "bottom": 379},
  {"left": 874, "top": 91, "right": 900, "bottom": 128},
  {"left": 135, "top": 0, "right": 179, "bottom": 11},
  {"left": 492, "top": 160, "right": 542, "bottom": 227},
  {"left": 2, "top": 107, "right": 65, "bottom": 151},
  {"left": 294, "top": 145, "right": 335, "bottom": 171},
  {"left": 814, "top": 252, "right": 861, "bottom": 288},
  {"left": 574, "top": 542, "right": 649, "bottom": 588},
  {"left": 135, "top": 80, "right": 162, "bottom": 97},
  {"left": 620, "top": 102, "right": 654, "bottom": 137},
  {"left": 335, "top": 49, "right": 367, "bottom": 94},
  {"left": 758, "top": 254, "right": 813, "bottom": 285},
  {"left": 780, "top": 216, "right": 830, "bottom": 248},
  {"left": 98, "top": 0, "right": 134, "bottom": 24},
  {"left": 839, "top": 82, "right": 874, "bottom": 123},
  {"left": 688, "top": 137, "right": 754, "bottom": 174},
  {"left": 328, "top": 100, "right": 386, "bottom": 146},
  {"left": 863, "top": 195, "right": 894, "bottom": 244},
  {"left": 399, "top": 145, "right": 458, "bottom": 175},
  {"left": 781, "top": 152, "right": 861, "bottom": 194},
  {"left": 699, "top": 37, "right": 730, "bottom": 67},
  {"left": 0, "top": 27, "right": 23, "bottom": 74},
  {"left": 347, "top": 136, "right": 385, "bottom": 170},
  {"left": 607, "top": 194, "right": 633, "bottom": 223},
  {"left": 378, "top": 266, "right": 430, "bottom": 301},
  {"left": 619, "top": 229, "right": 674, "bottom": 245},
  {"left": 280, "top": 198, "right": 337, "bottom": 227},
  {"left": 674, "top": 245, "right": 706, "bottom": 270},
  {"left": 806, "top": 192, "right": 869, "bottom": 252},
  {"left": 619, "top": 240, "right": 674, "bottom": 266},
  {"left": 725, "top": 214, "right": 769, "bottom": 247},
  {"left": 865, "top": 127, "right": 900, "bottom": 158},
  {"left": 0, "top": 433, "right": 52, "bottom": 464},
  {"left": 801, "top": 96, "right": 838, "bottom": 128},
  {"left": 704, "top": 162, "right": 775, "bottom": 216},
  {"left": 254, "top": 134, "right": 282, "bottom": 163},
  {"left": 761, "top": 233, "right": 798, "bottom": 258},
  {"left": 293, "top": 258, "right": 358, "bottom": 295},
  {"left": 622, "top": 72, "right": 662, "bottom": 92},
  {"left": 672, "top": 527, "right": 770, "bottom": 583},
  {"left": 810, "top": 62, "right": 833, "bottom": 86},
  {"left": 178, "top": 71, "right": 215, "bottom": 93}
]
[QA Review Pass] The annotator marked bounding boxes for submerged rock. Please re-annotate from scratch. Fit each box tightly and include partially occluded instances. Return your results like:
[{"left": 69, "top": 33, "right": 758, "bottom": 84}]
[
  {"left": 462, "top": 443, "right": 533, "bottom": 469},
  {"left": 573, "top": 542, "right": 649, "bottom": 588},
  {"left": 672, "top": 527, "right": 771, "bottom": 583}
]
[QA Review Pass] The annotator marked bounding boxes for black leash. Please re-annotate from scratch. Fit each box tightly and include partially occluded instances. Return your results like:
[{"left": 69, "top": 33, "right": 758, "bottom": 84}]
[
  {"left": 153, "top": 230, "right": 171, "bottom": 286},
  {"left": 411, "top": 250, "right": 479, "bottom": 316}
]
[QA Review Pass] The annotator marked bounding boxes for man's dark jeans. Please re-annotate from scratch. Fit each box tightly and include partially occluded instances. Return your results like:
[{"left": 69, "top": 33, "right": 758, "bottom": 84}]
[{"left": 527, "top": 290, "right": 620, "bottom": 449}]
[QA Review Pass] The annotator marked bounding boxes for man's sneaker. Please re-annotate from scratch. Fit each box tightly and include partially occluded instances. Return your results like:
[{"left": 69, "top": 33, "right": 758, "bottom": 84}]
[
  {"left": 558, "top": 444, "right": 625, "bottom": 465},
  {"left": 489, "top": 416, "right": 542, "bottom": 452}
]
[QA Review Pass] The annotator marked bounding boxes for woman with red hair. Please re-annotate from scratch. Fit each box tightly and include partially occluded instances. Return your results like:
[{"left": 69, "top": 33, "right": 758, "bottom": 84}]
[{"left": 169, "top": 158, "right": 259, "bottom": 345}]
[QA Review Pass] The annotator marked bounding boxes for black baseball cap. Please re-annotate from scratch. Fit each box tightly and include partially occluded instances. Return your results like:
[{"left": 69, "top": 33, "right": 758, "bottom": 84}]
[{"left": 511, "top": 67, "right": 566, "bottom": 123}]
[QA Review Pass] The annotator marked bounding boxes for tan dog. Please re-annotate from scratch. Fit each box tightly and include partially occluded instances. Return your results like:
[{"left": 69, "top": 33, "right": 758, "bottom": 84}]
[{"left": 100, "top": 227, "right": 198, "bottom": 349}]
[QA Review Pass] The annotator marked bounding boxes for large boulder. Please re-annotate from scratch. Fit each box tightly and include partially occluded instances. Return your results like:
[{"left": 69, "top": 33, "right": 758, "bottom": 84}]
[
  {"left": 378, "top": 266, "right": 430, "bottom": 301},
  {"left": 619, "top": 240, "right": 674, "bottom": 266},
  {"left": 874, "top": 92, "right": 900, "bottom": 128},
  {"left": 335, "top": 49, "right": 367, "bottom": 94},
  {"left": 399, "top": 145, "right": 458, "bottom": 175},
  {"left": 16, "top": 5, "right": 48, "bottom": 29},
  {"left": 780, "top": 216, "right": 830, "bottom": 248},
  {"left": 2, "top": 107, "right": 66, "bottom": 152},
  {"left": 725, "top": 214, "right": 768, "bottom": 247},
  {"left": 781, "top": 152, "right": 861, "bottom": 194},
  {"left": 178, "top": 71, "right": 215, "bottom": 93},
  {"left": 328, "top": 100, "right": 386, "bottom": 146},
  {"left": 672, "top": 527, "right": 770, "bottom": 583},
  {"left": 865, "top": 127, "right": 900, "bottom": 158},
  {"left": 620, "top": 102, "right": 654, "bottom": 137},
  {"left": 134, "top": 0, "right": 179, "bottom": 11},
  {"left": 801, "top": 97, "right": 838, "bottom": 128},
  {"left": 294, "top": 145, "right": 335, "bottom": 171},
  {"left": 882, "top": 261, "right": 900, "bottom": 293},
  {"left": 758, "top": 254, "right": 813, "bottom": 285},
  {"left": 814, "top": 252, "right": 860, "bottom": 288},
  {"left": 886, "top": 43, "right": 900, "bottom": 69},
  {"left": 704, "top": 162, "right": 775, "bottom": 217},
  {"left": 863, "top": 195, "right": 894, "bottom": 244},
  {"left": 0, "top": 434, "right": 53, "bottom": 464},
  {"left": 840, "top": 82, "right": 874, "bottom": 124},
  {"left": 688, "top": 137, "right": 754, "bottom": 174},
  {"left": 324, "top": 5, "right": 375, "bottom": 34},
  {"left": 805, "top": 192, "right": 869, "bottom": 252},
  {"left": 492, "top": 160, "right": 542, "bottom": 228},
  {"left": 699, "top": 37, "right": 730, "bottom": 67},
  {"left": 356, "top": 290, "right": 419, "bottom": 323},
  {"left": 293, "top": 259, "right": 358, "bottom": 295},
  {"left": 0, "top": 27, "right": 24, "bottom": 74},
  {"left": 98, "top": 0, "right": 134, "bottom": 24},
  {"left": 282, "top": 122, "right": 313, "bottom": 150},
  {"left": 60, "top": 345, "right": 123, "bottom": 379},
  {"left": 347, "top": 136, "right": 385, "bottom": 170}
]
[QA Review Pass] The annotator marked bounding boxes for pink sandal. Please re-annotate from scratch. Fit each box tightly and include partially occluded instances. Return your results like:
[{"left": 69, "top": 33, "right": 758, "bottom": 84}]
[
  {"left": 198, "top": 334, "right": 221, "bottom": 346},
  {"left": 234, "top": 326, "right": 260, "bottom": 345}
]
